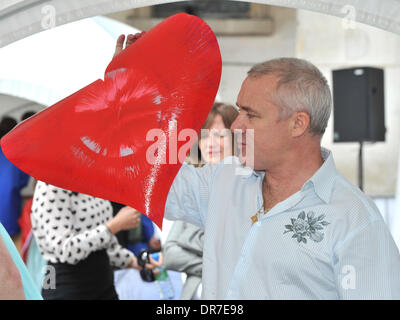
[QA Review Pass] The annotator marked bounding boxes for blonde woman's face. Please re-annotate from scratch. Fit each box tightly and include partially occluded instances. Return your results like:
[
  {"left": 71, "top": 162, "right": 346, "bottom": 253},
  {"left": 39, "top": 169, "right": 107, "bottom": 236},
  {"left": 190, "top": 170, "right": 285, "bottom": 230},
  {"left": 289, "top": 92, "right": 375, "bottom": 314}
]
[{"left": 199, "top": 114, "right": 232, "bottom": 164}]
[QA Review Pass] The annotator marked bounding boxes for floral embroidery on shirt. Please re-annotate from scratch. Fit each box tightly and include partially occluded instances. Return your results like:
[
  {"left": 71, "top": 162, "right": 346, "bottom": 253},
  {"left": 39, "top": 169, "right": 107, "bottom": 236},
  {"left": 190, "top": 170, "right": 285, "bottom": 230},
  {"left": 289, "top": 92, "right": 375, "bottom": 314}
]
[{"left": 284, "top": 211, "right": 330, "bottom": 244}]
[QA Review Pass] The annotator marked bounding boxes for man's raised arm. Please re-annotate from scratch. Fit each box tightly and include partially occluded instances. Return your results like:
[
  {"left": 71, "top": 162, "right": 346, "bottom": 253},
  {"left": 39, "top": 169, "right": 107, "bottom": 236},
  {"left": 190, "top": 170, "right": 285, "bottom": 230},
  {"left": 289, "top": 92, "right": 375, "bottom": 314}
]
[
  {"left": 164, "top": 163, "right": 217, "bottom": 228},
  {"left": 112, "top": 33, "right": 216, "bottom": 228}
]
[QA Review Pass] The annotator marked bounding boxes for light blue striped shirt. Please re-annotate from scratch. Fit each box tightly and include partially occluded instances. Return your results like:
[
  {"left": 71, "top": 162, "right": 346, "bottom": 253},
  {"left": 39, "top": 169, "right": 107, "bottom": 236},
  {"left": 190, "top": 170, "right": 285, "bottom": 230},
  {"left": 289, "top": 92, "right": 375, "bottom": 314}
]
[{"left": 165, "top": 148, "right": 400, "bottom": 299}]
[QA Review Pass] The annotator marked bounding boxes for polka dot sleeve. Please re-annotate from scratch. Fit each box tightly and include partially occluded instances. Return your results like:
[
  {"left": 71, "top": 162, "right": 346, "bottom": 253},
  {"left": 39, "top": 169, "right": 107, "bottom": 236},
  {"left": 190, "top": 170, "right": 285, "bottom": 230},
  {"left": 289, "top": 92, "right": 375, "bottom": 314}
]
[
  {"left": 31, "top": 181, "right": 113, "bottom": 265},
  {"left": 106, "top": 236, "right": 135, "bottom": 269}
]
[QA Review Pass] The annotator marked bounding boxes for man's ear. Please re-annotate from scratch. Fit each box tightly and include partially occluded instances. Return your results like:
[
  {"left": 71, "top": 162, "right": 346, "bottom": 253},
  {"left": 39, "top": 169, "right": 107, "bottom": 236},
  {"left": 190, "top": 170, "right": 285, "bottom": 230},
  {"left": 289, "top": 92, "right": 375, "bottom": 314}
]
[{"left": 290, "top": 111, "right": 310, "bottom": 137}]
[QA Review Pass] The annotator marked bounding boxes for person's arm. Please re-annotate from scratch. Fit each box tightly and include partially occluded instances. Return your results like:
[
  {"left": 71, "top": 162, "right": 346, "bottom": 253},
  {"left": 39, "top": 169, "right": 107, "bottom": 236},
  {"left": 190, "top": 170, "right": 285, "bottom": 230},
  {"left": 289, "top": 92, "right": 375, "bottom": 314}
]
[
  {"left": 175, "top": 223, "right": 204, "bottom": 256},
  {"left": 112, "top": 34, "right": 216, "bottom": 227},
  {"left": 106, "top": 236, "right": 136, "bottom": 269},
  {"left": 105, "top": 206, "right": 137, "bottom": 268},
  {"left": 164, "top": 163, "right": 216, "bottom": 228},
  {"left": 333, "top": 219, "right": 400, "bottom": 299},
  {"left": 0, "top": 235, "right": 25, "bottom": 300},
  {"left": 163, "top": 221, "right": 203, "bottom": 277},
  {"left": 105, "top": 206, "right": 157, "bottom": 271},
  {"left": 31, "top": 182, "right": 118, "bottom": 265}
]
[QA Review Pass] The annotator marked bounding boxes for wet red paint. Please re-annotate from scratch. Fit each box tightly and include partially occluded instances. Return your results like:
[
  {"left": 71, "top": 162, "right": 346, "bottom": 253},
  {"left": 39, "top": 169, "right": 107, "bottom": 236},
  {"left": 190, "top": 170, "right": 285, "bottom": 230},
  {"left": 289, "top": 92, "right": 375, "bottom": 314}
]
[{"left": 1, "top": 13, "right": 221, "bottom": 229}]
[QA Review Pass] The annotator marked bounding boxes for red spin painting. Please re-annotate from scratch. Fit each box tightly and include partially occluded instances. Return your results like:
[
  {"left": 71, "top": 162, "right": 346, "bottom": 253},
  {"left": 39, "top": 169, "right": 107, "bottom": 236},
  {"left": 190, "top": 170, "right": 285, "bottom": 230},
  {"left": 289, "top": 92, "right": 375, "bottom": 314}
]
[{"left": 1, "top": 13, "right": 222, "bottom": 228}]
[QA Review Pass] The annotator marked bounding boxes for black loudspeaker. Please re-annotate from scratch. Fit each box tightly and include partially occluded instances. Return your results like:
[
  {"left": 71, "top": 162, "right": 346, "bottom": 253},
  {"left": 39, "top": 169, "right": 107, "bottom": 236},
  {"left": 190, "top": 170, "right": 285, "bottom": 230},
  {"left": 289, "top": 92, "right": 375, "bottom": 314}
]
[{"left": 332, "top": 67, "right": 386, "bottom": 142}]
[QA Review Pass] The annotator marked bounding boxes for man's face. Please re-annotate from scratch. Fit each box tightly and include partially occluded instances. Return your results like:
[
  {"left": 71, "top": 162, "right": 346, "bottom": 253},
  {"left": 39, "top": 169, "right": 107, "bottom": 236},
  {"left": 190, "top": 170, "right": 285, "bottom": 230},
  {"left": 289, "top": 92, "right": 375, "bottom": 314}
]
[{"left": 231, "top": 75, "right": 292, "bottom": 171}]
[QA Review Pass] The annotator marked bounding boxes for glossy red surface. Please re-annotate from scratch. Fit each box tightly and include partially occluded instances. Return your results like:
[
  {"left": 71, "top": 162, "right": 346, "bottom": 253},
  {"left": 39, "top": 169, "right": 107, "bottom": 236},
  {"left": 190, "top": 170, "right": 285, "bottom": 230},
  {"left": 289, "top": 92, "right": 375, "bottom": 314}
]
[{"left": 1, "top": 13, "right": 221, "bottom": 228}]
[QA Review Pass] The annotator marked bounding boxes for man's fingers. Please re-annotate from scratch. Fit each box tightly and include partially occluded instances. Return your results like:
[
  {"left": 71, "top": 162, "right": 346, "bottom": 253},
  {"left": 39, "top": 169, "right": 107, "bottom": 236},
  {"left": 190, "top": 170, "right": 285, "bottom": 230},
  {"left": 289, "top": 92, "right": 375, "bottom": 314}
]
[
  {"left": 125, "top": 34, "right": 134, "bottom": 46},
  {"left": 115, "top": 32, "right": 146, "bottom": 57},
  {"left": 126, "top": 32, "right": 142, "bottom": 46},
  {"left": 113, "top": 34, "right": 125, "bottom": 58}
]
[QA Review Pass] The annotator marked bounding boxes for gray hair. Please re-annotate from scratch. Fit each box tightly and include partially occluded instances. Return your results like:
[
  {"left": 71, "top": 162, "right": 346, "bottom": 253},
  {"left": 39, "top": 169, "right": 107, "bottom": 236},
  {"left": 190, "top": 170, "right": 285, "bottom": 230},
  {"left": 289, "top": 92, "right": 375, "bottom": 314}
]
[{"left": 247, "top": 58, "right": 332, "bottom": 136}]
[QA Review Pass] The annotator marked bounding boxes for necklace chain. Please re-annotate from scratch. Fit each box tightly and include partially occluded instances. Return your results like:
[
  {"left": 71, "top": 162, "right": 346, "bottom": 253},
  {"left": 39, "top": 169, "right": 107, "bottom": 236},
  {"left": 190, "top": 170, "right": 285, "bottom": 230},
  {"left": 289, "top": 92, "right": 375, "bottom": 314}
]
[
  {"left": 251, "top": 206, "right": 271, "bottom": 225},
  {"left": 252, "top": 179, "right": 272, "bottom": 225}
]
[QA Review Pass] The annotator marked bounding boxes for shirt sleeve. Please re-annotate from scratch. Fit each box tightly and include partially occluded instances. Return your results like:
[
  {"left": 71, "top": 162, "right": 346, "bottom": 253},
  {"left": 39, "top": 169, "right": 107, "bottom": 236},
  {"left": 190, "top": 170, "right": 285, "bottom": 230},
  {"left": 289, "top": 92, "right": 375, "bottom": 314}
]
[
  {"left": 106, "top": 236, "right": 135, "bottom": 269},
  {"left": 164, "top": 163, "right": 217, "bottom": 228},
  {"left": 333, "top": 219, "right": 400, "bottom": 299},
  {"left": 163, "top": 221, "right": 203, "bottom": 277},
  {"left": 32, "top": 182, "right": 113, "bottom": 265},
  {"left": 141, "top": 214, "right": 154, "bottom": 243}
]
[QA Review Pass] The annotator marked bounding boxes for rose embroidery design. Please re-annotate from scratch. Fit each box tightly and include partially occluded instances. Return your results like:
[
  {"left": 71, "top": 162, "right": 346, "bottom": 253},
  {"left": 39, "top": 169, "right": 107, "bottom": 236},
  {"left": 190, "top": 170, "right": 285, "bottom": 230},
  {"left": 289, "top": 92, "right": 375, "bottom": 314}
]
[{"left": 284, "top": 211, "right": 330, "bottom": 244}]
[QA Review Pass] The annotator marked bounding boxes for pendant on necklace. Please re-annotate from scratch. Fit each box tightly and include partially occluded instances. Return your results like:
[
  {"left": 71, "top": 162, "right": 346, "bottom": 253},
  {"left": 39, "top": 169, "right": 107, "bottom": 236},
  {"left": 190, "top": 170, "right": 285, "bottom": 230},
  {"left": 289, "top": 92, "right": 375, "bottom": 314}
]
[
  {"left": 251, "top": 207, "right": 265, "bottom": 226},
  {"left": 251, "top": 214, "right": 258, "bottom": 225}
]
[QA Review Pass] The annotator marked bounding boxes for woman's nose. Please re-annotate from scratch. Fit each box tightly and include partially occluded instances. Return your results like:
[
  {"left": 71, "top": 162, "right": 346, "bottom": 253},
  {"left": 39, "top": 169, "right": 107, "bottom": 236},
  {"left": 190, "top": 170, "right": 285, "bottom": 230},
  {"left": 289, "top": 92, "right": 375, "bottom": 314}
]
[{"left": 209, "top": 135, "right": 219, "bottom": 147}]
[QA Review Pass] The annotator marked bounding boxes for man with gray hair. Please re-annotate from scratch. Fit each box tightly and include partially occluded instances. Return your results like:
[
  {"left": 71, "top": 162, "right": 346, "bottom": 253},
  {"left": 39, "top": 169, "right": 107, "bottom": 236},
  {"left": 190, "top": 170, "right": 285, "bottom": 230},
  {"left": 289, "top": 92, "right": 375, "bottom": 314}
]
[
  {"left": 164, "top": 57, "right": 400, "bottom": 300},
  {"left": 114, "top": 36, "right": 400, "bottom": 299}
]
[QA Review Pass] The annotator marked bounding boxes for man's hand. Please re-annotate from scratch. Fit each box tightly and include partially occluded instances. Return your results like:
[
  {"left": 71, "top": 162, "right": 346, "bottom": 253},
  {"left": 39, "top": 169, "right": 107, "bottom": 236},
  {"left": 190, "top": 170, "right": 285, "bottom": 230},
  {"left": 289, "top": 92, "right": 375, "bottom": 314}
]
[{"left": 113, "top": 32, "right": 146, "bottom": 58}]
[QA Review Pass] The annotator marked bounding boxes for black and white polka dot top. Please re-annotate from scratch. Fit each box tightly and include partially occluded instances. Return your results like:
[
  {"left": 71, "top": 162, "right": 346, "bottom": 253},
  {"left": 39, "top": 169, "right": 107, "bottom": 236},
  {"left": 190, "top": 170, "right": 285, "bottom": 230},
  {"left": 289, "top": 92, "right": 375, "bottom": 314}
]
[{"left": 31, "top": 181, "right": 134, "bottom": 267}]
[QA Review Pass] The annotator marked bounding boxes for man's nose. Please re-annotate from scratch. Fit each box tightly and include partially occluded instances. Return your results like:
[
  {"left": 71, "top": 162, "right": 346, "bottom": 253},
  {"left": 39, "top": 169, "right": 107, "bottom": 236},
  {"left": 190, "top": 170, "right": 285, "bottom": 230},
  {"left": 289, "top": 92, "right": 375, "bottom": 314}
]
[{"left": 230, "top": 116, "right": 244, "bottom": 132}]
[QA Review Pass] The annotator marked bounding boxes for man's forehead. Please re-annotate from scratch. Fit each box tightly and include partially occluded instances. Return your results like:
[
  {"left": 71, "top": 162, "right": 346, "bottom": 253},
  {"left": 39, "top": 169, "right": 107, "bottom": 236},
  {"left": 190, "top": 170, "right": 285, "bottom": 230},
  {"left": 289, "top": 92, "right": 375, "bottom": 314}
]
[
  {"left": 245, "top": 74, "right": 278, "bottom": 89},
  {"left": 238, "top": 75, "right": 277, "bottom": 103}
]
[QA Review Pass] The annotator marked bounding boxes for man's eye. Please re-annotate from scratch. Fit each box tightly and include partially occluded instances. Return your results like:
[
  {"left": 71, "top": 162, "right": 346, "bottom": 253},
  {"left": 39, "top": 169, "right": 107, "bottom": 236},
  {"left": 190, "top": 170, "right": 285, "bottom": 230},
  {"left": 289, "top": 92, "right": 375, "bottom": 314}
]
[{"left": 247, "top": 113, "right": 255, "bottom": 119}]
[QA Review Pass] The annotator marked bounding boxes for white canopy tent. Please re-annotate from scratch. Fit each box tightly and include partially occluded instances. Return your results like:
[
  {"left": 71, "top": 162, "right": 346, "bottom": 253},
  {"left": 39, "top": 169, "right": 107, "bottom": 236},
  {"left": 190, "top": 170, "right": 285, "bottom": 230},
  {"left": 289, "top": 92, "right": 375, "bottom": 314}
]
[
  {"left": 1, "top": 0, "right": 400, "bottom": 48},
  {"left": 0, "top": 15, "right": 139, "bottom": 108}
]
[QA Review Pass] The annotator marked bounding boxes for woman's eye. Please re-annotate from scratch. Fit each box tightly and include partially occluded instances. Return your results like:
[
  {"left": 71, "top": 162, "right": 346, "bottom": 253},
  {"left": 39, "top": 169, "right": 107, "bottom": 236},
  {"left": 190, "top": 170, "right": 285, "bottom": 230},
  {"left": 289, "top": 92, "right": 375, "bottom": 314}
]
[{"left": 211, "top": 133, "right": 223, "bottom": 139}]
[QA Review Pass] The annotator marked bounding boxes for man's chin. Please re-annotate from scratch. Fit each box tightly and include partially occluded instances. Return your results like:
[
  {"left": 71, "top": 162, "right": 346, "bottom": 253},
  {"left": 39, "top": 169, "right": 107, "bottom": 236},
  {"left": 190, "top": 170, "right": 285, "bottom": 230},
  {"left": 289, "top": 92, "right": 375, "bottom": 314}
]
[{"left": 238, "top": 155, "right": 255, "bottom": 169}]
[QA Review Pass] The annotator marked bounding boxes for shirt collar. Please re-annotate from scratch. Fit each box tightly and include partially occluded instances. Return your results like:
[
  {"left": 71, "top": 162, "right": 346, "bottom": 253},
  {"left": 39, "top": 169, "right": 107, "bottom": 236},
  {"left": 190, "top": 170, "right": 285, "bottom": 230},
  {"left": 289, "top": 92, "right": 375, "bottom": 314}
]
[
  {"left": 241, "top": 147, "right": 337, "bottom": 204},
  {"left": 302, "top": 147, "right": 337, "bottom": 204}
]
